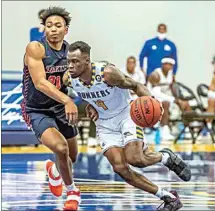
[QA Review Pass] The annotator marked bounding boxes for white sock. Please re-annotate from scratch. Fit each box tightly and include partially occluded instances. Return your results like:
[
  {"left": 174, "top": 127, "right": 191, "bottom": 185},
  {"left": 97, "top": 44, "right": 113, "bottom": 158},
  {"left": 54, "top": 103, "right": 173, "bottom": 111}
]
[
  {"left": 51, "top": 163, "right": 60, "bottom": 178},
  {"left": 66, "top": 182, "right": 78, "bottom": 192},
  {"left": 155, "top": 187, "right": 176, "bottom": 199},
  {"left": 161, "top": 152, "right": 170, "bottom": 165}
]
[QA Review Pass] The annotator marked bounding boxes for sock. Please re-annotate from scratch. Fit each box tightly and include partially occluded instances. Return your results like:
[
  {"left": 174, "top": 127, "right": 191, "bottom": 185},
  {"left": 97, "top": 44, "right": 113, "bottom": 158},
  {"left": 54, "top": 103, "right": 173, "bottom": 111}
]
[
  {"left": 161, "top": 152, "right": 170, "bottom": 165},
  {"left": 155, "top": 187, "right": 176, "bottom": 199},
  {"left": 51, "top": 163, "right": 60, "bottom": 178},
  {"left": 66, "top": 182, "right": 79, "bottom": 192}
]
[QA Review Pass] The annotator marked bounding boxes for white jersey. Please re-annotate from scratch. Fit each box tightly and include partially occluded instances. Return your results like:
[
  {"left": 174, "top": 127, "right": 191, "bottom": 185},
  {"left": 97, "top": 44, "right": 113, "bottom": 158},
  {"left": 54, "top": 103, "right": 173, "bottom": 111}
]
[
  {"left": 120, "top": 67, "right": 146, "bottom": 100},
  {"left": 154, "top": 67, "right": 173, "bottom": 94},
  {"left": 147, "top": 67, "right": 175, "bottom": 104},
  {"left": 71, "top": 62, "right": 132, "bottom": 119}
]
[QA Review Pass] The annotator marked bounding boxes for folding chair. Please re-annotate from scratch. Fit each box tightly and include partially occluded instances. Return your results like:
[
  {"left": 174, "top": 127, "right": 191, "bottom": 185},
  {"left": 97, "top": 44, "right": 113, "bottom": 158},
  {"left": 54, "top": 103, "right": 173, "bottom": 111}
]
[
  {"left": 197, "top": 83, "right": 215, "bottom": 132},
  {"left": 197, "top": 83, "right": 210, "bottom": 110},
  {"left": 173, "top": 82, "right": 215, "bottom": 144}
]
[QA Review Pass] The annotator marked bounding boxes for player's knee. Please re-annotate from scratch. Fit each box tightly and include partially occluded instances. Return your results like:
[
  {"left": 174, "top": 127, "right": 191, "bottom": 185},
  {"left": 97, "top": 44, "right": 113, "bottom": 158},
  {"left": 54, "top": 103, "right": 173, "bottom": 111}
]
[
  {"left": 112, "top": 163, "right": 129, "bottom": 175},
  {"left": 55, "top": 143, "right": 69, "bottom": 158}
]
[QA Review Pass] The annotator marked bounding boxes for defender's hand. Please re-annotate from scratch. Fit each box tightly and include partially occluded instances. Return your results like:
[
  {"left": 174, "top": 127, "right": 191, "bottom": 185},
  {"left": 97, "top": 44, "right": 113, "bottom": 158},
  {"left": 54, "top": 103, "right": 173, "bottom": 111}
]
[
  {"left": 65, "top": 98, "right": 78, "bottom": 125},
  {"left": 85, "top": 104, "right": 99, "bottom": 121}
]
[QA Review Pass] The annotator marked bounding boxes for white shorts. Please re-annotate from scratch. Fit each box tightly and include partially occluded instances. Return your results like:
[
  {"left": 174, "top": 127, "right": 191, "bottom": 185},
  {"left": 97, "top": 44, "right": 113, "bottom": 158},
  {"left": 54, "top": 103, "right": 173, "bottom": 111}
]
[{"left": 95, "top": 106, "right": 148, "bottom": 154}]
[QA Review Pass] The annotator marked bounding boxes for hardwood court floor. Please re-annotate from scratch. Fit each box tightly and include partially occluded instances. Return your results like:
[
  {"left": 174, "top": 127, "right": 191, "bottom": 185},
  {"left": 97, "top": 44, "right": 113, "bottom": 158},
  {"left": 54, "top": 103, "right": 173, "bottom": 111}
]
[{"left": 2, "top": 144, "right": 215, "bottom": 211}]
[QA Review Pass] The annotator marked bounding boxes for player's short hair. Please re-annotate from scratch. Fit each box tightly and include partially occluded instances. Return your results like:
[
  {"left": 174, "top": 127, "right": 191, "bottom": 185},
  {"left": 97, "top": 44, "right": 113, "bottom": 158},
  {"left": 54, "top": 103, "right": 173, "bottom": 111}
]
[
  {"left": 69, "top": 41, "right": 91, "bottom": 56},
  {"left": 127, "top": 56, "right": 136, "bottom": 63},
  {"left": 158, "top": 23, "right": 167, "bottom": 30},
  {"left": 40, "top": 6, "right": 71, "bottom": 26}
]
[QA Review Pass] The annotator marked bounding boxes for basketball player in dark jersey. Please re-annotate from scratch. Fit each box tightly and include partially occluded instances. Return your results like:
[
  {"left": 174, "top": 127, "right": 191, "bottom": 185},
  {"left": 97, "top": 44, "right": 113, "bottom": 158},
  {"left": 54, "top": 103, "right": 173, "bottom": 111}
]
[{"left": 21, "top": 7, "right": 80, "bottom": 210}]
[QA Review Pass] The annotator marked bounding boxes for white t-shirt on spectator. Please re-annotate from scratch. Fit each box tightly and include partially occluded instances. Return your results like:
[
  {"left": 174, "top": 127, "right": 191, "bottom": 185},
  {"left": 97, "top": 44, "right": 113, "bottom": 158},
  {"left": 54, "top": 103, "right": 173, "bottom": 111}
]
[
  {"left": 120, "top": 67, "right": 146, "bottom": 99},
  {"left": 147, "top": 68, "right": 175, "bottom": 103}
]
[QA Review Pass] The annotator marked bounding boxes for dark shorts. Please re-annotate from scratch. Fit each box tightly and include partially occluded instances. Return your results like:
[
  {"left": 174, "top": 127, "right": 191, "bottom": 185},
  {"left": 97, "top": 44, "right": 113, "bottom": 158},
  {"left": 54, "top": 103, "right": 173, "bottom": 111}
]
[{"left": 25, "top": 104, "right": 78, "bottom": 140}]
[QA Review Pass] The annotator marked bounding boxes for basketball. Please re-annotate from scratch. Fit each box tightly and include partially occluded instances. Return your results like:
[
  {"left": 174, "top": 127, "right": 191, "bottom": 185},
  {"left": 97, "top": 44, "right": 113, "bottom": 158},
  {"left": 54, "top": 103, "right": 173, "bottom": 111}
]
[{"left": 130, "top": 96, "right": 162, "bottom": 128}]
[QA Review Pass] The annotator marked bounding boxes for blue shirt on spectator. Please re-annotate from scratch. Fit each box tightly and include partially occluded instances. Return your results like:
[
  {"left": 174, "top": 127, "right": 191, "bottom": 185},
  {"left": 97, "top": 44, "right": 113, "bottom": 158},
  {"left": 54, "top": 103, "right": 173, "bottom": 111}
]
[
  {"left": 139, "top": 37, "right": 178, "bottom": 76},
  {"left": 30, "top": 27, "right": 45, "bottom": 42}
]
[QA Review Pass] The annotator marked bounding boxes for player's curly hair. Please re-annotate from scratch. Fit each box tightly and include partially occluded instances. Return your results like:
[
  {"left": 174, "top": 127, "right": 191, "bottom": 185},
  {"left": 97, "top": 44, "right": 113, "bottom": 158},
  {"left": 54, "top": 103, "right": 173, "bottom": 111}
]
[
  {"left": 69, "top": 41, "right": 91, "bottom": 56},
  {"left": 40, "top": 6, "right": 71, "bottom": 26}
]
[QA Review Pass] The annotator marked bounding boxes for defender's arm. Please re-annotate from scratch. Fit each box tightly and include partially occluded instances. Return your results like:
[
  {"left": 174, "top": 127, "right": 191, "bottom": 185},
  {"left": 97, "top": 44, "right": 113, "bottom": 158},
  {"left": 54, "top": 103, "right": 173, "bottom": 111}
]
[{"left": 25, "top": 41, "right": 71, "bottom": 104}]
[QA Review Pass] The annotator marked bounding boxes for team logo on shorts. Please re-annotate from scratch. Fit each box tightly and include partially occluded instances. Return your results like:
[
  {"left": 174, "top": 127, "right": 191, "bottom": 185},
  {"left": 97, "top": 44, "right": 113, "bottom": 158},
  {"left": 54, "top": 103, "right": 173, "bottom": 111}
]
[
  {"left": 101, "top": 142, "right": 106, "bottom": 148},
  {"left": 95, "top": 75, "right": 102, "bottom": 82},
  {"left": 123, "top": 132, "right": 133, "bottom": 138}
]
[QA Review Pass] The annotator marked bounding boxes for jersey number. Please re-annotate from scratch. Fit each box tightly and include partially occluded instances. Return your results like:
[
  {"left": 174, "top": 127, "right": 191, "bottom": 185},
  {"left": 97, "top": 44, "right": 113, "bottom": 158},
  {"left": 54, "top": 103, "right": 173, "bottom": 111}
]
[
  {"left": 48, "top": 76, "right": 61, "bottom": 89},
  {"left": 95, "top": 100, "right": 108, "bottom": 110}
]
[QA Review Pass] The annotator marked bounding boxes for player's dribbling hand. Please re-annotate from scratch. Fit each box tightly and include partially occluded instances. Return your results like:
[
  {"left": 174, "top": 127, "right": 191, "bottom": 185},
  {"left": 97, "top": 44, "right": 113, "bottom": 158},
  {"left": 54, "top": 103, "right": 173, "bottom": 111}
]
[
  {"left": 65, "top": 98, "right": 78, "bottom": 125},
  {"left": 85, "top": 104, "right": 99, "bottom": 121}
]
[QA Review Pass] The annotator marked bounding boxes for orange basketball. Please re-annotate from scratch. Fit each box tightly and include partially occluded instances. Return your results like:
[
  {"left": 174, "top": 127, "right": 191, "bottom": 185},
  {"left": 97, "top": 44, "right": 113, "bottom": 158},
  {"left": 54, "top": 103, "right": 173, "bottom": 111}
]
[{"left": 130, "top": 96, "right": 162, "bottom": 128}]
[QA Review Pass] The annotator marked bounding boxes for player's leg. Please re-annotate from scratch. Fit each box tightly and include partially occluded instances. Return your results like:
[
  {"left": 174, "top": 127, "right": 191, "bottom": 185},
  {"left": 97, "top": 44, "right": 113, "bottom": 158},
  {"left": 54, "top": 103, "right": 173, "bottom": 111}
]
[
  {"left": 41, "top": 128, "right": 73, "bottom": 185},
  {"left": 97, "top": 115, "right": 183, "bottom": 210},
  {"left": 56, "top": 118, "right": 81, "bottom": 210},
  {"left": 67, "top": 137, "right": 78, "bottom": 163},
  {"left": 104, "top": 147, "right": 183, "bottom": 210},
  {"left": 124, "top": 141, "right": 162, "bottom": 167},
  {"left": 122, "top": 114, "right": 191, "bottom": 181},
  {"left": 28, "top": 112, "right": 77, "bottom": 199},
  {"left": 125, "top": 141, "right": 191, "bottom": 181}
]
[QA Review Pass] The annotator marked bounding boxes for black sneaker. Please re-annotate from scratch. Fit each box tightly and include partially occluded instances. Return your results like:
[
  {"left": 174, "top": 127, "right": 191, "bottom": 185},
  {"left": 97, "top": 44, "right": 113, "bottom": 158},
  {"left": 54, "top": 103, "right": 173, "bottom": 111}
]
[
  {"left": 157, "top": 190, "right": 183, "bottom": 211},
  {"left": 159, "top": 148, "right": 191, "bottom": 181}
]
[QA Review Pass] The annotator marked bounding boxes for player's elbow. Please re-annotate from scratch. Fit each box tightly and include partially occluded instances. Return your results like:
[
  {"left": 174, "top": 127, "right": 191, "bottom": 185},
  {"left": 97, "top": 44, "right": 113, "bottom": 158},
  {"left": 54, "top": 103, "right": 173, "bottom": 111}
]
[{"left": 34, "top": 78, "right": 47, "bottom": 91}]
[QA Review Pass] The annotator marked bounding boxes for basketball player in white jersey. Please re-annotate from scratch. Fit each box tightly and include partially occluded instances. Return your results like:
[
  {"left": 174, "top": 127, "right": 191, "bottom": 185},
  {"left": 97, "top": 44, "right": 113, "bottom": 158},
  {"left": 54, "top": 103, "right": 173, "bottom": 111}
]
[
  {"left": 63, "top": 41, "right": 191, "bottom": 211},
  {"left": 148, "top": 57, "right": 190, "bottom": 141}
]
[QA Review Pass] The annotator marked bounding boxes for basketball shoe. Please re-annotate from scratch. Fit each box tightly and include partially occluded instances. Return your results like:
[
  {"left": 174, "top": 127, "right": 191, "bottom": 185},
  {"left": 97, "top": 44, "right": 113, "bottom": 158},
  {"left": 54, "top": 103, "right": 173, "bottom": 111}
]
[{"left": 45, "top": 159, "right": 63, "bottom": 197}]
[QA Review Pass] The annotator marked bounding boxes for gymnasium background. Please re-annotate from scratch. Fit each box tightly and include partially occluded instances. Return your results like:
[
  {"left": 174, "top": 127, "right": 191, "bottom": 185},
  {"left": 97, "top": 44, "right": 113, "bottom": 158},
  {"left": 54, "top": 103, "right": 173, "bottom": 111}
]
[{"left": 2, "top": 1, "right": 215, "bottom": 145}]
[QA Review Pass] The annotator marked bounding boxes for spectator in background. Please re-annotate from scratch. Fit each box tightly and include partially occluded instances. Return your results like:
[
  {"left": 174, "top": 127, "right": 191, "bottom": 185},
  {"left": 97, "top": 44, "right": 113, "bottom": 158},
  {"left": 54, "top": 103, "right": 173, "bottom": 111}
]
[
  {"left": 206, "top": 56, "right": 215, "bottom": 132},
  {"left": 139, "top": 23, "right": 178, "bottom": 81},
  {"left": 148, "top": 57, "right": 190, "bottom": 142},
  {"left": 30, "top": 9, "right": 45, "bottom": 41},
  {"left": 121, "top": 56, "right": 146, "bottom": 99}
]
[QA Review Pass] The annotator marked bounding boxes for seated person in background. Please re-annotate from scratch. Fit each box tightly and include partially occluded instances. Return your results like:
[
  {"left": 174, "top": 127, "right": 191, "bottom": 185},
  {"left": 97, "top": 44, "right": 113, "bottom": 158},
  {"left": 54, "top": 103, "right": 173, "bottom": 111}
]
[
  {"left": 148, "top": 57, "right": 190, "bottom": 141},
  {"left": 121, "top": 56, "right": 146, "bottom": 100},
  {"left": 207, "top": 56, "right": 215, "bottom": 131}
]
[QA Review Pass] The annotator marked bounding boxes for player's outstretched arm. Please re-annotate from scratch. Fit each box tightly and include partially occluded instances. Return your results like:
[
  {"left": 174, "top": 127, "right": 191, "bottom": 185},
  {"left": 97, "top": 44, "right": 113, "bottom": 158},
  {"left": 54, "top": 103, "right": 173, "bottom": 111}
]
[
  {"left": 25, "top": 41, "right": 71, "bottom": 105},
  {"left": 104, "top": 65, "right": 152, "bottom": 97}
]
